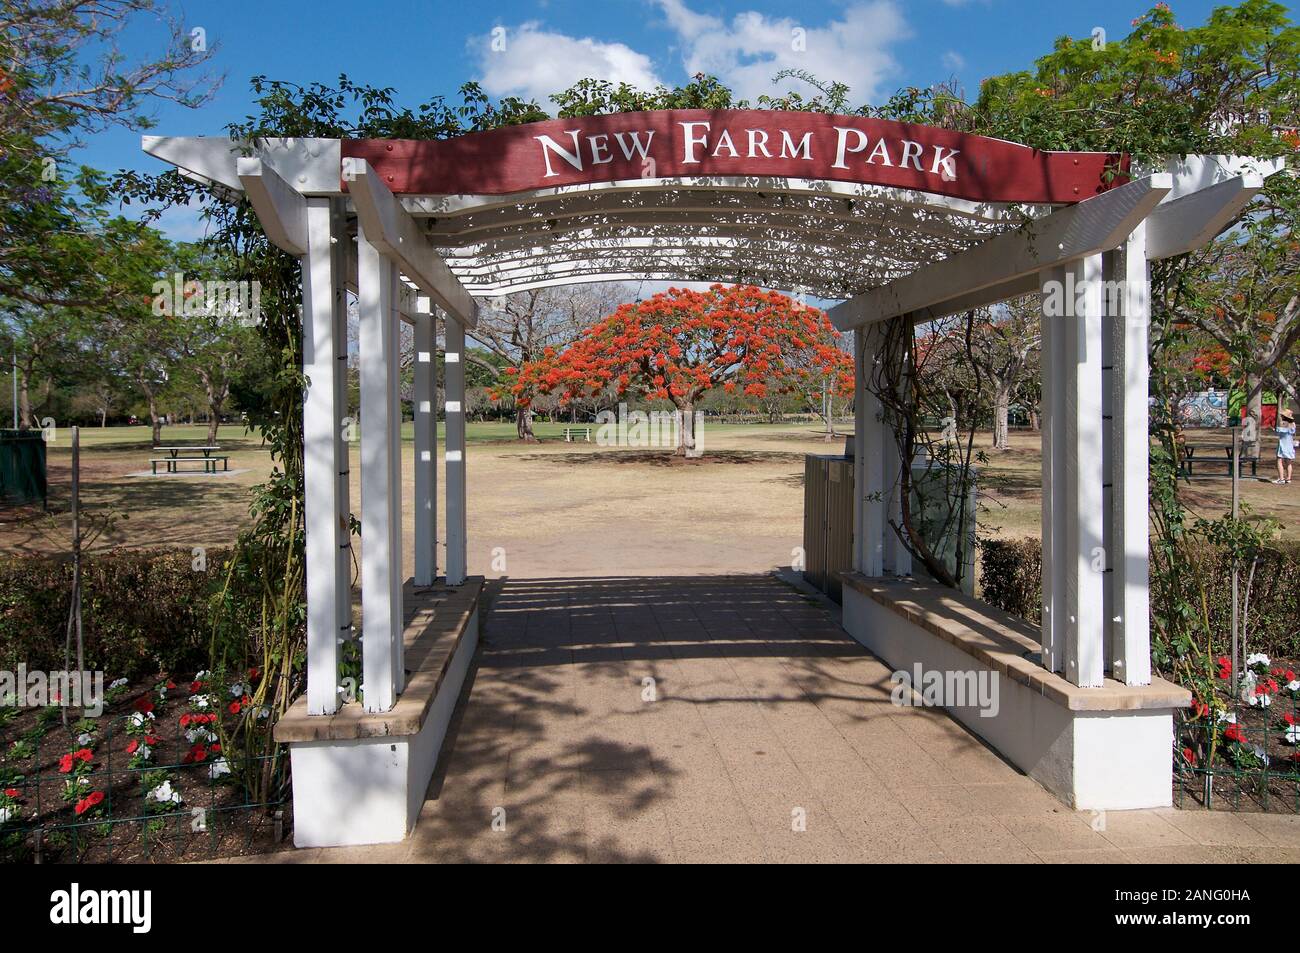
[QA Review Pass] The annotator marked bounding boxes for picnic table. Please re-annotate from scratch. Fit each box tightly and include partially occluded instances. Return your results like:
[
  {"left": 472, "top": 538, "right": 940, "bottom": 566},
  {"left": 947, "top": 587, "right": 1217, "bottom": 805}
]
[
  {"left": 1179, "top": 444, "right": 1258, "bottom": 478},
  {"left": 150, "top": 445, "right": 229, "bottom": 474}
]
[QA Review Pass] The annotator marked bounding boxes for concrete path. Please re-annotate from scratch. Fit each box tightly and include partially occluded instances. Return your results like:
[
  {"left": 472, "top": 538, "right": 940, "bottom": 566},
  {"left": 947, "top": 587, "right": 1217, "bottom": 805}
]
[{"left": 254, "top": 575, "right": 1300, "bottom": 863}]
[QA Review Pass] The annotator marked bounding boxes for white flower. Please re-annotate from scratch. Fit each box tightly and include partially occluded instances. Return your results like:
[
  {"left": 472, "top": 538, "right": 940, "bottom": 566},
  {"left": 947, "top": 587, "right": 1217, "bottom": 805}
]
[
  {"left": 108, "top": 677, "right": 128, "bottom": 690},
  {"left": 194, "top": 670, "right": 209, "bottom": 680},
  {"left": 128, "top": 711, "right": 155, "bottom": 729},
  {"left": 185, "top": 727, "right": 216, "bottom": 744},
  {"left": 146, "top": 780, "right": 181, "bottom": 805},
  {"left": 229, "top": 682, "right": 244, "bottom": 698},
  {"left": 1248, "top": 691, "right": 1272, "bottom": 708},
  {"left": 1246, "top": 653, "right": 1271, "bottom": 669},
  {"left": 77, "top": 732, "right": 93, "bottom": 746},
  {"left": 0, "top": 804, "right": 14, "bottom": 824},
  {"left": 208, "top": 759, "right": 231, "bottom": 779},
  {"left": 134, "top": 744, "right": 153, "bottom": 761},
  {"left": 1288, "top": 680, "right": 1300, "bottom": 693},
  {"left": 1285, "top": 726, "right": 1300, "bottom": 746},
  {"left": 188, "top": 695, "right": 210, "bottom": 710},
  {"left": 1253, "top": 745, "right": 1270, "bottom": 766},
  {"left": 254, "top": 706, "right": 270, "bottom": 720},
  {"left": 1216, "top": 710, "right": 1237, "bottom": 725}
]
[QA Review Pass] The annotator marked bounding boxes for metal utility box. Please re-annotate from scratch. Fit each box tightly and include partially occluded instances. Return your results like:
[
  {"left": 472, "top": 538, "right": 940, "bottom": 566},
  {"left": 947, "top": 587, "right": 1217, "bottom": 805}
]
[
  {"left": 802, "top": 454, "right": 854, "bottom": 602},
  {"left": 0, "top": 429, "right": 46, "bottom": 508}
]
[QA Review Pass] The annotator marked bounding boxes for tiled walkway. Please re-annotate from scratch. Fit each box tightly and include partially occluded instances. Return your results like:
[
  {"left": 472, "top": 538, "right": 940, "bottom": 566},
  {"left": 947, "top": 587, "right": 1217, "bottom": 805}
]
[{"left": 285, "top": 575, "right": 1300, "bottom": 863}]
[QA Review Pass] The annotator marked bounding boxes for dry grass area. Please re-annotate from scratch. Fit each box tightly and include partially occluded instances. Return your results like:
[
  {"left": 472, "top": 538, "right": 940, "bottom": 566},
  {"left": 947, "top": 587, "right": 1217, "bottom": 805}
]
[{"left": 6, "top": 420, "right": 1300, "bottom": 576}]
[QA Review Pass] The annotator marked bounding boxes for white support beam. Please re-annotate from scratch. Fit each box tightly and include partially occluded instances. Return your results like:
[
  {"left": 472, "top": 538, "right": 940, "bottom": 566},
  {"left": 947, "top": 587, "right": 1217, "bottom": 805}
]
[
  {"left": 1109, "top": 225, "right": 1153, "bottom": 685},
  {"left": 413, "top": 302, "right": 438, "bottom": 587},
  {"left": 852, "top": 330, "right": 866, "bottom": 573},
  {"left": 142, "top": 135, "right": 343, "bottom": 194},
  {"left": 1061, "top": 254, "right": 1107, "bottom": 688},
  {"left": 301, "top": 198, "right": 350, "bottom": 716},
  {"left": 358, "top": 223, "right": 405, "bottom": 711},
  {"left": 1039, "top": 266, "right": 1066, "bottom": 675},
  {"left": 829, "top": 174, "right": 1173, "bottom": 330},
  {"left": 237, "top": 157, "right": 308, "bottom": 256},
  {"left": 1144, "top": 174, "right": 1264, "bottom": 260},
  {"left": 347, "top": 159, "right": 479, "bottom": 329},
  {"left": 858, "top": 326, "right": 886, "bottom": 576},
  {"left": 444, "top": 314, "right": 468, "bottom": 586}
]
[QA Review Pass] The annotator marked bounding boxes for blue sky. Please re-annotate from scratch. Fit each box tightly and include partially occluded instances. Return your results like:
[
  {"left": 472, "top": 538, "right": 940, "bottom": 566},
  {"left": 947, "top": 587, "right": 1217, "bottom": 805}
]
[{"left": 87, "top": 0, "right": 1248, "bottom": 238}]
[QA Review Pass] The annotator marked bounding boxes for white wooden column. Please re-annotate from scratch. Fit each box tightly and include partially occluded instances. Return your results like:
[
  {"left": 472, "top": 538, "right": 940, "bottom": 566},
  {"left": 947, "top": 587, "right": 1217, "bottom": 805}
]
[
  {"left": 1039, "top": 266, "right": 1066, "bottom": 674},
  {"left": 357, "top": 224, "right": 404, "bottom": 711},
  {"left": 413, "top": 303, "right": 438, "bottom": 587},
  {"left": 857, "top": 325, "right": 886, "bottom": 576},
  {"left": 1107, "top": 226, "right": 1152, "bottom": 684},
  {"left": 444, "top": 313, "right": 468, "bottom": 585},
  {"left": 1062, "top": 254, "right": 1107, "bottom": 687},
  {"left": 301, "top": 197, "right": 349, "bottom": 715},
  {"left": 852, "top": 328, "right": 866, "bottom": 573}
]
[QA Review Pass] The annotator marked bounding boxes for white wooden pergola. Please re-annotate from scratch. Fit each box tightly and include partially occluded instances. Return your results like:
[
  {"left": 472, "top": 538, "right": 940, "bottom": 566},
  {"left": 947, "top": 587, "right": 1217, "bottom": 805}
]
[{"left": 143, "top": 112, "right": 1279, "bottom": 840}]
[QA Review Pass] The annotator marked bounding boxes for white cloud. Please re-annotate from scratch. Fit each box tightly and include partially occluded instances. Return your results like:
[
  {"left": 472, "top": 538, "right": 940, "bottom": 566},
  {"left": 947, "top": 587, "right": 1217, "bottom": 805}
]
[
  {"left": 656, "top": 0, "right": 910, "bottom": 104},
  {"left": 472, "top": 21, "right": 662, "bottom": 106},
  {"left": 941, "top": 50, "right": 966, "bottom": 73}
]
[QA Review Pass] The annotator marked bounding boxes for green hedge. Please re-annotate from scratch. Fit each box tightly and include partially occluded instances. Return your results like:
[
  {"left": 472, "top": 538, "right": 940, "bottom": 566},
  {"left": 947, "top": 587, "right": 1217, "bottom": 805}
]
[
  {"left": 0, "top": 548, "right": 229, "bottom": 681},
  {"left": 977, "top": 537, "right": 1300, "bottom": 661}
]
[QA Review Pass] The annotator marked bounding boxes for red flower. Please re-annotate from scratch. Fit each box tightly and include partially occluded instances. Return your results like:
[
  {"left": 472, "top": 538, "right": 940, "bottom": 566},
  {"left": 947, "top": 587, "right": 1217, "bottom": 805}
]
[
  {"left": 1224, "top": 724, "right": 1247, "bottom": 744},
  {"left": 1191, "top": 698, "right": 1209, "bottom": 719},
  {"left": 1216, "top": 656, "right": 1232, "bottom": 679},
  {"left": 183, "top": 744, "right": 208, "bottom": 764},
  {"left": 248, "top": 667, "right": 260, "bottom": 681},
  {"left": 1181, "top": 747, "right": 1196, "bottom": 766},
  {"left": 133, "top": 697, "right": 154, "bottom": 714},
  {"left": 166, "top": 680, "right": 177, "bottom": 690},
  {"left": 145, "top": 734, "right": 161, "bottom": 746},
  {"left": 125, "top": 739, "right": 139, "bottom": 754},
  {"left": 228, "top": 700, "right": 242, "bottom": 715},
  {"left": 73, "top": 791, "right": 105, "bottom": 816},
  {"left": 190, "top": 681, "right": 204, "bottom": 693},
  {"left": 3, "top": 788, "right": 19, "bottom": 798},
  {"left": 58, "top": 753, "right": 74, "bottom": 773}
]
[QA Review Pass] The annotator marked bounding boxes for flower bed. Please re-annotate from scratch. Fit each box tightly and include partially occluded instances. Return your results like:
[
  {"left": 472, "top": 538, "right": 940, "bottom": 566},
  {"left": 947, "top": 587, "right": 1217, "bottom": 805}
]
[
  {"left": 1175, "top": 653, "right": 1300, "bottom": 813},
  {"left": 0, "top": 671, "right": 292, "bottom": 863}
]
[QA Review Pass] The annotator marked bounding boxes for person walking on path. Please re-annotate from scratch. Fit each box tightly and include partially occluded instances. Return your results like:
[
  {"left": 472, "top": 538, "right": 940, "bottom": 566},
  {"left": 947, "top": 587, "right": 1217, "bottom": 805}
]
[{"left": 1274, "top": 408, "right": 1296, "bottom": 484}]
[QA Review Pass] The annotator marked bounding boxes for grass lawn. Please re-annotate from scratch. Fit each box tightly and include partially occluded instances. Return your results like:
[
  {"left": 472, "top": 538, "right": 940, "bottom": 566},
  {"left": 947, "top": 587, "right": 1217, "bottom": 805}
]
[{"left": 5, "top": 420, "right": 1300, "bottom": 578}]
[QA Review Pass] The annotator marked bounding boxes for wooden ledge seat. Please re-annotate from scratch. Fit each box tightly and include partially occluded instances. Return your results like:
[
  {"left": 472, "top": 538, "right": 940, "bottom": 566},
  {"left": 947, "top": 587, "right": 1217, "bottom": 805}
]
[
  {"left": 275, "top": 576, "right": 484, "bottom": 742},
  {"left": 839, "top": 571, "right": 1190, "bottom": 713}
]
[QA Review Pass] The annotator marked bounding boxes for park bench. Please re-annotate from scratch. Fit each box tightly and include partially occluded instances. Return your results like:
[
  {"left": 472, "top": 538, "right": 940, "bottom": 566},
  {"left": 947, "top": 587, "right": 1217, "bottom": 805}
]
[
  {"left": 1178, "top": 444, "right": 1257, "bottom": 478},
  {"left": 150, "top": 445, "right": 229, "bottom": 475},
  {"left": 562, "top": 426, "right": 592, "bottom": 442}
]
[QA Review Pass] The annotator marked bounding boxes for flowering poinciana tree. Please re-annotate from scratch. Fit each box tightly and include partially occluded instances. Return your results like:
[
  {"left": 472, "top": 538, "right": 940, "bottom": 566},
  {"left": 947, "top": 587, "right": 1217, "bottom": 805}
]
[{"left": 504, "top": 284, "right": 854, "bottom": 456}]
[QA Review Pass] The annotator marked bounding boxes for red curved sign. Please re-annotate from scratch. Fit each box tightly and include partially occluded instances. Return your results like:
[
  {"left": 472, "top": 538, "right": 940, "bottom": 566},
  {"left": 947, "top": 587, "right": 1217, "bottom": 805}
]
[{"left": 341, "top": 109, "right": 1126, "bottom": 205}]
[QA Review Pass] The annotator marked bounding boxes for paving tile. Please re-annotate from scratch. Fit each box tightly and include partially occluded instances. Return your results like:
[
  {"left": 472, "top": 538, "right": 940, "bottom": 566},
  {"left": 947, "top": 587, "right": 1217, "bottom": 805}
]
[
  {"left": 1004, "top": 810, "right": 1112, "bottom": 853},
  {"left": 1153, "top": 807, "right": 1272, "bottom": 846},
  {"left": 1095, "top": 810, "right": 1196, "bottom": 850}
]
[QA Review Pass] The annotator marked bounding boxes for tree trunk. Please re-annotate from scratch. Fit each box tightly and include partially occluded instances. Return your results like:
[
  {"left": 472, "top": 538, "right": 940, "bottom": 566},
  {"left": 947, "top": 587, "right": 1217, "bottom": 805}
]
[
  {"left": 992, "top": 383, "right": 1011, "bottom": 450},
  {"left": 17, "top": 369, "right": 32, "bottom": 429},
  {"left": 516, "top": 404, "right": 536, "bottom": 442},
  {"left": 675, "top": 399, "right": 697, "bottom": 457},
  {"left": 148, "top": 395, "right": 162, "bottom": 446},
  {"left": 1244, "top": 372, "right": 1263, "bottom": 460},
  {"left": 1029, "top": 409, "right": 1040, "bottom": 432}
]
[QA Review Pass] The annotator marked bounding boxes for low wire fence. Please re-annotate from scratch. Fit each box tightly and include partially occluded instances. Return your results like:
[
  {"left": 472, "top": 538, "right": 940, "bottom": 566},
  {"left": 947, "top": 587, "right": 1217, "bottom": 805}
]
[
  {"left": 1174, "top": 659, "right": 1300, "bottom": 814},
  {"left": 1, "top": 680, "right": 289, "bottom": 864}
]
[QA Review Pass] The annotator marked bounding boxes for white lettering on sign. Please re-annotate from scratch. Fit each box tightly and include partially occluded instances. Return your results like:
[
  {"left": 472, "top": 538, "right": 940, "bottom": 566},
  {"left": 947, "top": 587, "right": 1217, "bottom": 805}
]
[{"left": 536, "top": 121, "right": 961, "bottom": 182}]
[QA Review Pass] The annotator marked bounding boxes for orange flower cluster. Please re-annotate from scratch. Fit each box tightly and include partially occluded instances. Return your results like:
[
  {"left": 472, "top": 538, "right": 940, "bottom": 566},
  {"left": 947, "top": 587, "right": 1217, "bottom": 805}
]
[{"left": 505, "top": 284, "right": 854, "bottom": 410}]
